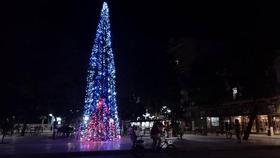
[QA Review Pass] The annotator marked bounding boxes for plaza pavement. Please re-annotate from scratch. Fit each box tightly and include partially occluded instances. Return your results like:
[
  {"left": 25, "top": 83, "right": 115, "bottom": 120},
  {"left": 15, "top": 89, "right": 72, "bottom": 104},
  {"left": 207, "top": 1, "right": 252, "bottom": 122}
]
[{"left": 1, "top": 133, "right": 280, "bottom": 157}]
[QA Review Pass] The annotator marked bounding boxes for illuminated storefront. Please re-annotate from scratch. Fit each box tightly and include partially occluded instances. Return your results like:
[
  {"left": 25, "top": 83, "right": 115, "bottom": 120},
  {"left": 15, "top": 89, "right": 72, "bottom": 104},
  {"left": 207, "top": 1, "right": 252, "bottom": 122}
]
[
  {"left": 230, "top": 115, "right": 268, "bottom": 133},
  {"left": 273, "top": 116, "right": 280, "bottom": 134},
  {"left": 187, "top": 96, "right": 280, "bottom": 135}
]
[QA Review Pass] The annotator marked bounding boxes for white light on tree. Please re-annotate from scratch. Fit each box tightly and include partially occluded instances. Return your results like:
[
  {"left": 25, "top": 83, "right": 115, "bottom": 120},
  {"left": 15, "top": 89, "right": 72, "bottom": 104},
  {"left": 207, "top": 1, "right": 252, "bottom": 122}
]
[{"left": 83, "top": 115, "right": 89, "bottom": 122}]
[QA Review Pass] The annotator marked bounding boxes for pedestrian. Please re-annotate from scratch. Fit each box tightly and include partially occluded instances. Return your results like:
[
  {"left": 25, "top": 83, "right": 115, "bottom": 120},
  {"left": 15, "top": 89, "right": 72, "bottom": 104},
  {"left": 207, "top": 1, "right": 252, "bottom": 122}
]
[
  {"left": 15, "top": 123, "right": 21, "bottom": 134},
  {"left": 220, "top": 122, "right": 224, "bottom": 135},
  {"left": 1, "top": 119, "right": 9, "bottom": 143},
  {"left": 165, "top": 122, "right": 170, "bottom": 138},
  {"left": 179, "top": 122, "right": 185, "bottom": 139},
  {"left": 52, "top": 119, "right": 58, "bottom": 139},
  {"left": 21, "top": 122, "right": 27, "bottom": 136},
  {"left": 128, "top": 125, "right": 137, "bottom": 148},
  {"left": 224, "top": 122, "right": 232, "bottom": 138},
  {"left": 234, "top": 119, "right": 241, "bottom": 143},
  {"left": 150, "top": 122, "right": 161, "bottom": 151},
  {"left": 225, "top": 122, "right": 229, "bottom": 133}
]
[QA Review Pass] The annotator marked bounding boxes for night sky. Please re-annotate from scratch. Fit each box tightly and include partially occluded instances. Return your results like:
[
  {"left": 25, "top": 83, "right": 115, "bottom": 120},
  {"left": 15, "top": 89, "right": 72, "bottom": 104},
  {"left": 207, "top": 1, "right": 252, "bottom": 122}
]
[{"left": 1, "top": 1, "right": 280, "bottom": 120}]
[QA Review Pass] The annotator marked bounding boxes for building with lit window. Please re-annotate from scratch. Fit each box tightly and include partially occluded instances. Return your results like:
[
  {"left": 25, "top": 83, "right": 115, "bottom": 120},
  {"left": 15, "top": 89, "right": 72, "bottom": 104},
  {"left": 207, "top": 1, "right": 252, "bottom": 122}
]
[{"left": 186, "top": 96, "right": 280, "bottom": 135}]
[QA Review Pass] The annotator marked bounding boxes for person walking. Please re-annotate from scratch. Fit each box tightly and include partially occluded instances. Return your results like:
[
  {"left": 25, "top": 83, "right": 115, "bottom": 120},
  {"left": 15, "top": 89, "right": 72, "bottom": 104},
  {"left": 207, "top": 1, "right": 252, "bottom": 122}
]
[
  {"left": 1, "top": 119, "right": 9, "bottom": 143},
  {"left": 234, "top": 119, "right": 241, "bottom": 143},
  {"left": 165, "top": 122, "right": 171, "bottom": 138},
  {"left": 150, "top": 122, "right": 161, "bottom": 151},
  {"left": 178, "top": 122, "right": 185, "bottom": 139},
  {"left": 21, "top": 122, "right": 27, "bottom": 136},
  {"left": 52, "top": 119, "right": 58, "bottom": 139},
  {"left": 128, "top": 125, "right": 137, "bottom": 148}
]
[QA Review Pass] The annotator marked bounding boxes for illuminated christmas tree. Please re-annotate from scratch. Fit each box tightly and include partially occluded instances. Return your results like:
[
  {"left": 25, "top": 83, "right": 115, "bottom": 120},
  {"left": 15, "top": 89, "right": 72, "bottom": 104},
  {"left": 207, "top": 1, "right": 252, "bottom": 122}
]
[{"left": 80, "top": 2, "right": 120, "bottom": 141}]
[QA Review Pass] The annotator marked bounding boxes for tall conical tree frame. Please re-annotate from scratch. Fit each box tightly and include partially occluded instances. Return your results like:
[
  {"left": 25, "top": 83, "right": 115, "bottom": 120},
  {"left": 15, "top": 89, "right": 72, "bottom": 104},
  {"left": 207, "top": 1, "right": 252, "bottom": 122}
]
[{"left": 80, "top": 2, "right": 120, "bottom": 141}]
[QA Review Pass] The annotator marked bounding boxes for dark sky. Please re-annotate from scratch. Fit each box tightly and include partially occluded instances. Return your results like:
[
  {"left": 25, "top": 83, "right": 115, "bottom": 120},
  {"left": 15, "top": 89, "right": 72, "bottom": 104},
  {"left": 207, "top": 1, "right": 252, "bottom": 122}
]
[{"left": 1, "top": 1, "right": 280, "bottom": 118}]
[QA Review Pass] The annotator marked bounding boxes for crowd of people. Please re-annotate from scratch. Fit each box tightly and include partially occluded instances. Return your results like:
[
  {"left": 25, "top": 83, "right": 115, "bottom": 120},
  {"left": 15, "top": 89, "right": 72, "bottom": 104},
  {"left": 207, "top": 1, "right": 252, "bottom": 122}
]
[
  {"left": 128, "top": 121, "right": 185, "bottom": 150},
  {"left": 0, "top": 118, "right": 31, "bottom": 143},
  {"left": 0, "top": 118, "right": 74, "bottom": 143},
  {"left": 128, "top": 118, "right": 244, "bottom": 149},
  {"left": 216, "top": 119, "right": 243, "bottom": 143}
]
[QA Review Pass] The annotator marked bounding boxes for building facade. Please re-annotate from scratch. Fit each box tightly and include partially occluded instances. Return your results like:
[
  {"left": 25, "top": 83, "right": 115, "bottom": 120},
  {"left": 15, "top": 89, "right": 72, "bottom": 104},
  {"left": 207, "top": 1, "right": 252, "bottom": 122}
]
[{"left": 187, "top": 96, "right": 280, "bottom": 135}]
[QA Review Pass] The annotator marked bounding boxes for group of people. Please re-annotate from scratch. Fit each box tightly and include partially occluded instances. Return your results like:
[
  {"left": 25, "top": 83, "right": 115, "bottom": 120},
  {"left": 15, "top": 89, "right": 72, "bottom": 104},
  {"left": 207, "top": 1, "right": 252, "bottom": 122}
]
[
  {"left": 129, "top": 121, "right": 179, "bottom": 151},
  {"left": 1, "top": 118, "right": 29, "bottom": 143},
  {"left": 129, "top": 119, "right": 243, "bottom": 150},
  {"left": 218, "top": 119, "right": 243, "bottom": 143},
  {"left": 128, "top": 121, "right": 163, "bottom": 150},
  {"left": 51, "top": 120, "right": 75, "bottom": 140}
]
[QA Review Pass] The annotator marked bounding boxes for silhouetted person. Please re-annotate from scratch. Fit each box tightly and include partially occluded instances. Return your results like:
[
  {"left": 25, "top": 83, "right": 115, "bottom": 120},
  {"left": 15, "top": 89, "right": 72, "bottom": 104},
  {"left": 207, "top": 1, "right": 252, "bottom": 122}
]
[
  {"left": 151, "top": 122, "right": 161, "bottom": 151},
  {"left": 1, "top": 119, "right": 9, "bottom": 143},
  {"left": 15, "top": 123, "right": 21, "bottom": 134},
  {"left": 128, "top": 125, "right": 137, "bottom": 148},
  {"left": 52, "top": 119, "right": 58, "bottom": 139},
  {"left": 234, "top": 119, "right": 241, "bottom": 143},
  {"left": 178, "top": 122, "right": 185, "bottom": 139},
  {"left": 10, "top": 117, "right": 15, "bottom": 136},
  {"left": 21, "top": 122, "right": 27, "bottom": 136},
  {"left": 165, "top": 122, "right": 171, "bottom": 138},
  {"left": 225, "top": 122, "right": 229, "bottom": 132},
  {"left": 220, "top": 122, "right": 224, "bottom": 135}
]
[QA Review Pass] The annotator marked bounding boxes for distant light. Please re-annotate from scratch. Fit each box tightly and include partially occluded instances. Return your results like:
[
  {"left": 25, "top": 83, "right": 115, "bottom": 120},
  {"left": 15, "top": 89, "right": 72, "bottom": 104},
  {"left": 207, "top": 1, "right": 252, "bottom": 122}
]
[
  {"left": 143, "top": 112, "right": 151, "bottom": 119},
  {"left": 49, "top": 113, "right": 53, "bottom": 117},
  {"left": 232, "top": 87, "right": 238, "bottom": 100},
  {"left": 175, "top": 59, "right": 179, "bottom": 65},
  {"left": 56, "top": 117, "right": 62, "bottom": 125}
]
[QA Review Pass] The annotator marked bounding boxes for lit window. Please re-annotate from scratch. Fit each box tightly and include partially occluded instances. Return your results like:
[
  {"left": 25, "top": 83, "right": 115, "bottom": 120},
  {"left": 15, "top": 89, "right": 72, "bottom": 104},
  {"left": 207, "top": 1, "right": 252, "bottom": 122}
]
[{"left": 211, "top": 117, "right": 219, "bottom": 127}]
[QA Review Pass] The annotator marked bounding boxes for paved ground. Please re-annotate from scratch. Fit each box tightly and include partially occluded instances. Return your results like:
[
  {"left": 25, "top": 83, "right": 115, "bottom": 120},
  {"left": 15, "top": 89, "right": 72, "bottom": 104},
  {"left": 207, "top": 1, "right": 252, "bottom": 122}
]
[
  {"left": 1, "top": 133, "right": 280, "bottom": 157},
  {"left": 0, "top": 135, "right": 132, "bottom": 155},
  {"left": 34, "top": 149, "right": 277, "bottom": 158}
]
